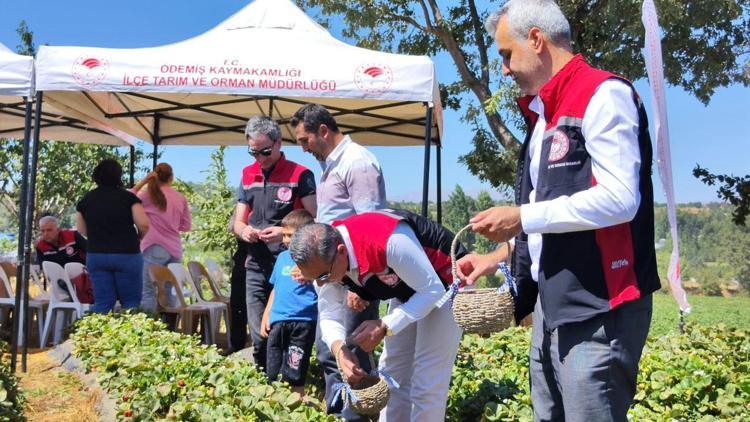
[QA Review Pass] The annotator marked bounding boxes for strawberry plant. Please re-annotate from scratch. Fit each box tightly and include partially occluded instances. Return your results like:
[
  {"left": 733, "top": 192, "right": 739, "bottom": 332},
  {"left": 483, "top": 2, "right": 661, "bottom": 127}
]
[
  {"left": 71, "top": 313, "right": 335, "bottom": 421},
  {"left": 0, "top": 340, "right": 25, "bottom": 421}
]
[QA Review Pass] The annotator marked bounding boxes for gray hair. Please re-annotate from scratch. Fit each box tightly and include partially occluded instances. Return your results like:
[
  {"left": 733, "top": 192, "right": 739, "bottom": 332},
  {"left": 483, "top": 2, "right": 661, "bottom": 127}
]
[
  {"left": 289, "top": 223, "right": 342, "bottom": 266},
  {"left": 485, "top": 0, "right": 571, "bottom": 47},
  {"left": 39, "top": 215, "right": 59, "bottom": 227},
  {"left": 245, "top": 115, "right": 281, "bottom": 142}
]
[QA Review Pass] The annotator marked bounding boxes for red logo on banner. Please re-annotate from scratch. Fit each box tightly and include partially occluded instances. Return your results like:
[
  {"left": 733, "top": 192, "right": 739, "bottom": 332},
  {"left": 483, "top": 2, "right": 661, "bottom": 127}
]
[
  {"left": 72, "top": 56, "right": 109, "bottom": 87},
  {"left": 354, "top": 63, "right": 393, "bottom": 94},
  {"left": 548, "top": 129, "right": 570, "bottom": 162}
]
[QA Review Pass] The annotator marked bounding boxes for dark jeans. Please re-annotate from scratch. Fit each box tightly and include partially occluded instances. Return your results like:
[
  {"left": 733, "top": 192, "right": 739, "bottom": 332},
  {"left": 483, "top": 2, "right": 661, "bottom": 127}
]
[
  {"left": 245, "top": 257, "right": 274, "bottom": 370},
  {"left": 529, "top": 294, "right": 653, "bottom": 422},
  {"left": 229, "top": 241, "right": 248, "bottom": 351},
  {"left": 318, "top": 298, "right": 379, "bottom": 420},
  {"left": 266, "top": 320, "right": 316, "bottom": 386},
  {"left": 87, "top": 252, "right": 143, "bottom": 313}
]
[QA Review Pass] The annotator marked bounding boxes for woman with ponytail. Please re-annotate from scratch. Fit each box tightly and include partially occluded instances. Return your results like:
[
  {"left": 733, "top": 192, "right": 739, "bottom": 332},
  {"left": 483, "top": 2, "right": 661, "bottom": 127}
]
[{"left": 131, "top": 163, "right": 192, "bottom": 311}]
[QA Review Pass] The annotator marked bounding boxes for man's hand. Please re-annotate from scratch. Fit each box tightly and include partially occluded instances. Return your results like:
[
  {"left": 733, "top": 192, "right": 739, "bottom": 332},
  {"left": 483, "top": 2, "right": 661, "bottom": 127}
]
[
  {"left": 456, "top": 253, "right": 502, "bottom": 286},
  {"left": 471, "top": 206, "right": 523, "bottom": 243},
  {"left": 259, "top": 226, "right": 283, "bottom": 243},
  {"left": 347, "top": 291, "right": 369, "bottom": 312},
  {"left": 260, "top": 312, "right": 271, "bottom": 338},
  {"left": 336, "top": 345, "right": 367, "bottom": 384},
  {"left": 351, "top": 319, "right": 387, "bottom": 352},
  {"left": 240, "top": 225, "right": 260, "bottom": 243}
]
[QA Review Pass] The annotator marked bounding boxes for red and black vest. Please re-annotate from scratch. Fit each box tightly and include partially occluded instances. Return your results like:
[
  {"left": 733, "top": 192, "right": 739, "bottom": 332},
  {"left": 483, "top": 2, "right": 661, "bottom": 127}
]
[
  {"left": 35, "top": 229, "right": 87, "bottom": 266},
  {"left": 333, "top": 209, "right": 467, "bottom": 303},
  {"left": 512, "top": 55, "right": 660, "bottom": 329},
  {"left": 240, "top": 154, "right": 312, "bottom": 259}
]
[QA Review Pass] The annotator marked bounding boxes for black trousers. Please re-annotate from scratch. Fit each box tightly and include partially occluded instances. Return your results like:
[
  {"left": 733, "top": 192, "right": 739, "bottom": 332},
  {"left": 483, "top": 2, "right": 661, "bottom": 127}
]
[{"left": 229, "top": 241, "right": 248, "bottom": 351}]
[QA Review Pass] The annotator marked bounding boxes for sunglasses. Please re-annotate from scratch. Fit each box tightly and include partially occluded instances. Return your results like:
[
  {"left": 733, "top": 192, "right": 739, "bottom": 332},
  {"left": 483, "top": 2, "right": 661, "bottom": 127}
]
[
  {"left": 313, "top": 258, "right": 336, "bottom": 284},
  {"left": 247, "top": 141, "right": 276, "bottom": 157}
]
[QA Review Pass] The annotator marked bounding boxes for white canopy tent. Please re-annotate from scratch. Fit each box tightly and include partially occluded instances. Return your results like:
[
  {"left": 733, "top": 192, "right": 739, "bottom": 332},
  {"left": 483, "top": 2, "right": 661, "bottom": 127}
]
[
  {"left": 1, "top": 41, "right": 136, "bottom": 372},
  {"left": 34, "top": 0, "right": 445, "bottom": 215}
]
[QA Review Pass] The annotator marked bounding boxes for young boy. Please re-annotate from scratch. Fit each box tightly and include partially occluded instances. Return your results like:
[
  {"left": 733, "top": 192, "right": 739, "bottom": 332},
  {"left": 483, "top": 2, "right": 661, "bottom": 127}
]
[{"left": 260, "top": 209, "right": 317, "bottom": 395}]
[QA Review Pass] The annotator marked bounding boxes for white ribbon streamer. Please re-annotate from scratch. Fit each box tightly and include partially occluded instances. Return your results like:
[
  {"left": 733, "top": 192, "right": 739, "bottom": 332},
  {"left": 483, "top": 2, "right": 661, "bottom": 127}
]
[{"left": 641, "top": 0, "right": 691, "bottom": 312}]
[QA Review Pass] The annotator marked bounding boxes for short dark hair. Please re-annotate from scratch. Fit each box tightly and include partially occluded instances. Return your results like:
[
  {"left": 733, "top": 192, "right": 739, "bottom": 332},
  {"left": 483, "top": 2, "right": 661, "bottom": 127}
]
[
  {"left": 92, "top": 158, "right": 123, "bottom": 187},
  {"left": 290, "top": 104, "right": 339, "bottom": 134},
  {"left": 281, "top": 209, "right": 315, "bottom": 231}
]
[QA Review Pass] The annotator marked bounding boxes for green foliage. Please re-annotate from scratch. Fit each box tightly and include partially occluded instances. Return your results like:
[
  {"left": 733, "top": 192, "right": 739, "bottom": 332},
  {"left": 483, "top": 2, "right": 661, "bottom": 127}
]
[
  {"left": 71, "top": 312, "right": 335, "bottom": 421},
  {"left": 443, "top": 185, "right": 476, "bottom": 249},
  {"left": 650, "top": 294, "right": 750, "bottom": 338},
  {"left": 0, "top": 341, "right": 25, "bottom": 421},
  {"left": 179, "top": 147, "right": 236, "bottom": 267},
  {"left": 0, "top": 138, "right": 149, "bottom": 230},
  {"left": 446, "top": 322, "right": 750, "bottom": 421},
  {"left": 299, "top": 0, "right": 750, "bottom": 190},
  {"left": 693, "top": 165, "right": 750, "bottom": 226}
]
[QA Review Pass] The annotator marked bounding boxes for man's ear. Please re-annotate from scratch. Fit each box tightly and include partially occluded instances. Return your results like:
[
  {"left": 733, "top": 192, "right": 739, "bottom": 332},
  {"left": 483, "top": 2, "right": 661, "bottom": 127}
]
[
  {"left": 336, "top": 243, "right": 347, "bottom": 256},
  {"left": 528, "top": 27, "right": 544, "bottom": 53},
  {"left": 319, "top": 123, "right": 330, "bottom": 140}
]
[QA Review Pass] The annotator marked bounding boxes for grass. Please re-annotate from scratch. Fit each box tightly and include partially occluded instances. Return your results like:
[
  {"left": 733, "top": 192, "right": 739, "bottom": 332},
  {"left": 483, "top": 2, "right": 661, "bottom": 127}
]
[{"left": 650, "top": 292, "right": 750, "bottom": 337}]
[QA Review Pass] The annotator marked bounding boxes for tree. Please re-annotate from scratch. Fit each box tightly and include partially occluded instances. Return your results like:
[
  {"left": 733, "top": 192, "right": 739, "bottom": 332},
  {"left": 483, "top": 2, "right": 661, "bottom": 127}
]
[
  {"left": 473, "top": 190, "right": 497, "bottom": 254},
  {"left": 693, "top": 165, "right": 750, "bottom": 226},
  {"left": 299, "top": 0, "right": 750, "bottom": 189},
  {"left": 443, "top": 185, "right": 476, "bottom": 249},
  {"left": 179, "top": 147, "right": 236, "bottom": 265},
  {"left": 0, "top": 139, "right": 148, "bottom": 229}
]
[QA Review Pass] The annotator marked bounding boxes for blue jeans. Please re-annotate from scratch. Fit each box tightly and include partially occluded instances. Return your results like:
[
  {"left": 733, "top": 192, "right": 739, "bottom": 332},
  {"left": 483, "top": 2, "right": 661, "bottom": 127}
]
[
  {"left": 141, "top": 245, "right": 180, "bottom": 312},
  {"left": 87, "top": 252, "right": 144, "bottom": 313}
]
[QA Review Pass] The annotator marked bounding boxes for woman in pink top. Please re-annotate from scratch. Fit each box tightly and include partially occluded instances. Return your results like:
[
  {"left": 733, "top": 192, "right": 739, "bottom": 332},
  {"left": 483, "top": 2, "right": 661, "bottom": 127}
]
[{"left": 131, "top": 163, "right": 191, "bottom": 312}]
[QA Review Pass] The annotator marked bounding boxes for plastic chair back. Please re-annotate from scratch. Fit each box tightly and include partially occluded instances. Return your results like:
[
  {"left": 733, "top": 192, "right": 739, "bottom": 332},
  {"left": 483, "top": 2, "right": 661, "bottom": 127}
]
[
  {"left": 204, "top": 258, "right": 226, "bottom": 289},
  {"left": 42, "top": 261, "right": 78, "bottom": 304},
  {"left": 64, "top": 262, "right": 85, "bottom": 280},
  {"left": 149, "top": 265, "right": 188, "bottom": 309},
  {"left": 168, "top": 263, "right": 203, "bottom": 302},
  {"left": 0, "top": 269, "right": 13, "bottom": 299}
]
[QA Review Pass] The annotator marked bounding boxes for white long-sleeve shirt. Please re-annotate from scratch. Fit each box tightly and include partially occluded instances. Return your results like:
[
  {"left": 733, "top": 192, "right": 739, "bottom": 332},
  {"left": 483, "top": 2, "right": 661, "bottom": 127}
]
[
  {"left": 318, "top": 222, "right": 446, "bottom": 349},
  {"left": 520, "top": 79, "right": 642, "bottom": 281}
]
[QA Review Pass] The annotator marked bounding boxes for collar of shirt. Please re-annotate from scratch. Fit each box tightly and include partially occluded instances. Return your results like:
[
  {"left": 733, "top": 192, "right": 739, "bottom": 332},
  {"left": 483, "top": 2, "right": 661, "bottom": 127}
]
[
  {"left": 322, "top": 135, "right": 351, "bottom": 173},
  {"left": 334, "top": 224, "right": 360, "bottom": 284}
]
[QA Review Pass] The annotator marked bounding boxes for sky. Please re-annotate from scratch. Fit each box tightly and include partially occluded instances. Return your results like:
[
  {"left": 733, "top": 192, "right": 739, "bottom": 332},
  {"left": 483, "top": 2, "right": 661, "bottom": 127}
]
[{"left": 1, "top": 0, "right": 748, "bottom": 203}]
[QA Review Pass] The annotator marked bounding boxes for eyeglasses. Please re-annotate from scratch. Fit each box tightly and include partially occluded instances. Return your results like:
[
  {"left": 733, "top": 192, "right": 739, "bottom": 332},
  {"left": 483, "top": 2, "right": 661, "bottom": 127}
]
[
  {"left": 312, "top": 258, "right": 336, "bottom": 284},
  {"left": 247, "top": 141, "right": 276, "bottom": 157}
]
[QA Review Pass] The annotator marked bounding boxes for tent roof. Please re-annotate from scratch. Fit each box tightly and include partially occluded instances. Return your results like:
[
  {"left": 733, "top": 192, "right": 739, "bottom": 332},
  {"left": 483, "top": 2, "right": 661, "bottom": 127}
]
[
  {"left": 34, "top": 0, "right": 443, "bottom": 146},
  {"left": 0, "top": 42, "right": 136, "bottom": 146}
]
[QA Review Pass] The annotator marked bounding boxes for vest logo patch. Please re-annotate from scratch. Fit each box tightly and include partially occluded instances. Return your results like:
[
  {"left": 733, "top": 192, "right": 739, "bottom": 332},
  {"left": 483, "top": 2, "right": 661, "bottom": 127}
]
[
  {"left": 65, "top": 246, "right": 75, "bottom": 256},
  {"left": 377, "top": 271, "right": 400, "bottom": 286},
  {"left": 611, "top": 258, "right": 630, "bottom": 270},
  {"left": 277, "top": 187, "right": 292, "bottom": 202},
  {"left": 548, "top": 129, "right": 570, "bottom": 162}
]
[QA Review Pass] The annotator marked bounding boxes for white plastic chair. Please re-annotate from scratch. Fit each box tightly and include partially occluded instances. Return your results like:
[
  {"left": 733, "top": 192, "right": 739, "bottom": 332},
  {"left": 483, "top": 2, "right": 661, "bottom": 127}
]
[
  {"left": 204, "top": 258, "right": 229, "bottom": 295},
  {"left": 168, "top": 263, "right": 229, "bottom": 347},
  {"left": 29, "top": 264, "right": 51, "bottom": 300},
  {"left": 0, "top": 267, "right": 47, "bottom": 347},
  {"left": 41, "top": 261, "right": 91, "bottom": 347}
]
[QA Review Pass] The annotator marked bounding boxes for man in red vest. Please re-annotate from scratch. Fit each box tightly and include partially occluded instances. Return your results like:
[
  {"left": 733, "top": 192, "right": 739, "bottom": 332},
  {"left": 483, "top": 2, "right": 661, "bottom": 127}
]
[
  {"left": 35, "top": 215, "right": 87, "bottom": 266},
  {"left": 457, "top": 1, "right": 660, "bottom": 420},
  {"left": 232, "top": 115, "right": 317, "bottom": 366},
  {"left": 289, "top": 209, "right": 465, "bottom": 421}
]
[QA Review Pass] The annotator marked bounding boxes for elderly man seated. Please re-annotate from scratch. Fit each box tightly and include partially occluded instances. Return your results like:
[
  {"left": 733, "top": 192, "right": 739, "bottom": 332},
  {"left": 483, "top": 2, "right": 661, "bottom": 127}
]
[
  {"left": 289, "top": 209, "right": 466, "bottom": 421},
  {"left": 35, "top": 215, "right": 87, "bottom": 266}
]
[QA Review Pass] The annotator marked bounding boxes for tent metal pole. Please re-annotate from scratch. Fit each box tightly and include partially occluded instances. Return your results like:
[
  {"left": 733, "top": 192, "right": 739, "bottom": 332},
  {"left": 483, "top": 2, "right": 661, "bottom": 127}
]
[
  {"left": 152, "top": 114, "right": 161, "bottom": 170},
  {"left": 10, "top": 97, "right": 34, "bottom": 373},
  {"left": 436, "top": 143, "right": 442, "bottom": 224},
  {"left": 421, "top": 106, "right": 433, "bottom": 218},
  {"left": 22, "top": 91, "right": 44, "bottom": 371},
  {"left": 129, "top": 145, "right": 136, "bottom": 187},
  {"left": 268, "top": 97, "right": 274, "bottom": 118}
]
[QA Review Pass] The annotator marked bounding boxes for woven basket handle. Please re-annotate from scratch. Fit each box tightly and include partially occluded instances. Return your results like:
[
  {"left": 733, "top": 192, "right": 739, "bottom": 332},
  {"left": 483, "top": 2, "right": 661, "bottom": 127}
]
[
  {"left": 451, "top": 224, "right": 474, "bottom": 282},
  {"left": 338, "top": 337, "right": 378, "bottom": 380}
]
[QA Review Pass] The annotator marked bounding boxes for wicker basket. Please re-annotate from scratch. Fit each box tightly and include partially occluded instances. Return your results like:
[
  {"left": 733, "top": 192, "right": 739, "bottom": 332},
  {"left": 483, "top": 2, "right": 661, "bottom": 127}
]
[
  {"left": 336, "top": 349, "right": 390, "bottom": 416},
  {"left": 450, "top": 224, "right": 516, "bottom": 335}
]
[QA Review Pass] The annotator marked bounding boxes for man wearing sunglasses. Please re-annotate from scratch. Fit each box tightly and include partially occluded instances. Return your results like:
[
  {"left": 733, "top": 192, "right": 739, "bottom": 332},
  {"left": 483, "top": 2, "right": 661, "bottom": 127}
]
[
  {"left": 289, "top": 209, "right": 466, "bottom": 421},
  {"left": 291, "top": 104, "right": 387, "bottom": 420},
  {"left": 233, "top": 115, "right": 317, "bottom": 367}
]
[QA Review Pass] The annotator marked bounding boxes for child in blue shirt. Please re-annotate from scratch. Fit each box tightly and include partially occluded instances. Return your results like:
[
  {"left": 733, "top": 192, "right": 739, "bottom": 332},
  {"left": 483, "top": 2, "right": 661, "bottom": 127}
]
[{"left": 261, "top": 209, "right": 317, "bottom": 395}]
